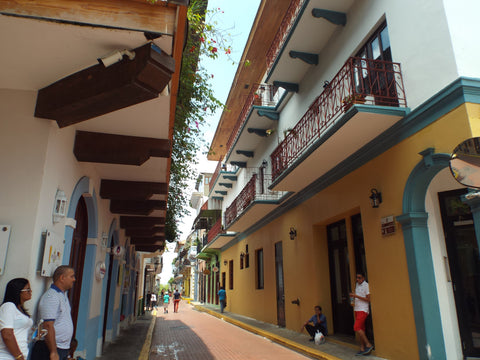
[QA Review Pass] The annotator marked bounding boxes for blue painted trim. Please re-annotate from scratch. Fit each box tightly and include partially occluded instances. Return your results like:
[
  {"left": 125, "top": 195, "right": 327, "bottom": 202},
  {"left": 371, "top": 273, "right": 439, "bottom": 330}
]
[
  {"left": 396, "top": 151, "right": 450, "bottom": 360},
  {"left": 266, "top": 0, "right": 311, "bottom": 83},
  {"left": 97, "top": 220, "right": 118, "bottom": 340},
  {"left": 84, "top": 315, "right": 101, "bottom": 360},
  {"left": 76, "top": 244, "right": 97, "bottom": 356},
  {"left": 220, "top": 77, "right": 480, "bottom": 250},
  {"left": 63, "top": 176, "right": 90, "bottom": 263}
]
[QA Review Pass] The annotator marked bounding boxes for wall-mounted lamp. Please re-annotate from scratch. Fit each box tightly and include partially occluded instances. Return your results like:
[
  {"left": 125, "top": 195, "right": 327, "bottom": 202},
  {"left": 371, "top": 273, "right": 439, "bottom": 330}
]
[
  {"left": 240, "top": 252, "right": 245, "bottom": 260},
  {"left": 223, "top": 260, "right": 228, "bottom": 266},
  {"left": 289, "top": 227, "right": 297, "bottom": 240},
  {"left": 52, "top": 189, "right": 68, "bottom": 224},
  {"left": 98, "top": 49, "right": 136, "bottom": 68},
  {"left": 291, "top": 298, "right": 300, "bottom": 306},
  {"left": 369, "top": 188, "right": 382, "bottom": 208}
]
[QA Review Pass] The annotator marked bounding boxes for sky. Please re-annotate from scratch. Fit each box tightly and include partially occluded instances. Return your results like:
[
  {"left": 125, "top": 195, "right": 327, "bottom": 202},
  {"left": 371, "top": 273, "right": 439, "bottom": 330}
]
[{"left": 159, "top": 0, "right": 261, "bottom": 284}]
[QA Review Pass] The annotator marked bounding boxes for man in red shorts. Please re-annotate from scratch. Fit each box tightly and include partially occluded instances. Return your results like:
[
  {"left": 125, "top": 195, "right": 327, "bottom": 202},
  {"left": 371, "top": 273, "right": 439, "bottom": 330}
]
[{"left": 350, "top": 273, "right": 373, "bottom": 356}]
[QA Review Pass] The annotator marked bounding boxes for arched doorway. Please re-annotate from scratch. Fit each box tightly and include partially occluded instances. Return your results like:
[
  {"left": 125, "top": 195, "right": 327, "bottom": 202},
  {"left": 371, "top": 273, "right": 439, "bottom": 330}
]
[{"left": 68, "top": 196, "right": 88, "bottom": 335}]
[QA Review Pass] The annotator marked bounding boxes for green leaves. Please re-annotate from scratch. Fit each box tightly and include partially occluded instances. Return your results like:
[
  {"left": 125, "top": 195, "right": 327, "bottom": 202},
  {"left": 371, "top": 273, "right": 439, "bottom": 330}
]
[{"left": 165, "top": 0, "right": 229, "bottom": 242}]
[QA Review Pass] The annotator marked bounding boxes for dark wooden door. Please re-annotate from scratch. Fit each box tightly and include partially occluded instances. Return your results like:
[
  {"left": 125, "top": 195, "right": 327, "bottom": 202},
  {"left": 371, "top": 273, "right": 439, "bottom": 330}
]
[
  {"left": 327, "top": 220, "right": 354, "bottom": 335},
  {"left": 102, "top": 235, "right": 114, "bottom": 347},
  {"left": 275, "top": 242, "right": 286, "bottom": 327},
  {"left": 351, "top": 214, "right": 374, "bottom": 342},
  {"left": 68, "top": 197, "right": 88, "bottom": 336},
  {"left": 439, "top": 189, "right": 480, "bottom": 358}
]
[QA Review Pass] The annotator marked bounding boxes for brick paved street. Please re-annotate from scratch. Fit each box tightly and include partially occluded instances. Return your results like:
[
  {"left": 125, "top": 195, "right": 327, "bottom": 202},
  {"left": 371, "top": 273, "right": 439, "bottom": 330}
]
[{"left": 149, "top": 301, "right": 314, "bottom": 360}]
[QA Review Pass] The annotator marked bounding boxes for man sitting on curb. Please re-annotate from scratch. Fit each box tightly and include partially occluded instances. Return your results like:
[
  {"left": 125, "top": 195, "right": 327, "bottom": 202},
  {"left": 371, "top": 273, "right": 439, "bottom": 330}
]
[{"left": 301, "top": 305, "right": 328, "bottom": 341}]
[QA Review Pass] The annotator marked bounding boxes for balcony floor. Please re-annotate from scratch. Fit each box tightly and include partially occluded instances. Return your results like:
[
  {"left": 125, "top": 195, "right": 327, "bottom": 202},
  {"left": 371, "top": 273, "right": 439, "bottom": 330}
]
[
  {"left": 270, "top": 104, "right": 409, "bottom": 192},
  {"left": 225, "top": 192, "right": 292, "bottom": 233},
  {"left": 204, "top": 233, "right": 236, "bottom": 250}
]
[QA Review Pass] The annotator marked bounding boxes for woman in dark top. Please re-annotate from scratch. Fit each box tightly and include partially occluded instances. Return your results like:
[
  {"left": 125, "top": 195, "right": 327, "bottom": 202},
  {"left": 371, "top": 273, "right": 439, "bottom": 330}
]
[{"left": 173, "top": 289, "right": 181, "bottom": 313}]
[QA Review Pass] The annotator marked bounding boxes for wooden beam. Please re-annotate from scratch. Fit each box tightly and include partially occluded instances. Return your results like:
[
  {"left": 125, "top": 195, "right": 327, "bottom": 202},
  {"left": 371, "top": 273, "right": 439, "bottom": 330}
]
[
  {"left": 35, "top": 43, "right": 175, "bottom": 127},
  {"left": 0, "top": 0, "right": 177, "bottom": 35},
  {"left": 110, "top": 200, "right": 166, "bottom": 215},
  {"left": 130, "top": 236, "right": 165, "bottom": 244},
  {"left": 134, "top": 244, "right": 164, "bottom": 252},
  {"left": 74, "top": 131, "right": 170, "bottom": 165},
  {"left": 100, "top": 179, "right": 168, "bottom": 200},
  {"left": 120, "top": 216, "right": 165, "bottom": 229},
  {"left": 125, "top": 227, "right": 164, "bottom": 237}
]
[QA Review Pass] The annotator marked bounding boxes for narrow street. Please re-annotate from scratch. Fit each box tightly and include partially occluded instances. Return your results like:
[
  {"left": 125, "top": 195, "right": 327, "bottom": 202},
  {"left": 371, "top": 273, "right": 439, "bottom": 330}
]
[{"left": 149, "top": 301, "right": 314, "bottom": 360}]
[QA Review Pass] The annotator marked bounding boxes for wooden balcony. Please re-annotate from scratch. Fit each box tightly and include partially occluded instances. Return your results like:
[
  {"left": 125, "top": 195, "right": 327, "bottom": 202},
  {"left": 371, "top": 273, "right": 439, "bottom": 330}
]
[
  {"left": 224, "top": 173, "right": 290, "bottom": 232},
  {"left": 270, "top": 56, "right": 409, "bottom": 191}
]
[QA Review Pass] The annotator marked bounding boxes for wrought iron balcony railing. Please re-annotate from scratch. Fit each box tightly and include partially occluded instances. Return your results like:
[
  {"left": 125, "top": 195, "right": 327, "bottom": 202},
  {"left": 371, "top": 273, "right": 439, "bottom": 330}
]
[
  {"left": 270, "top": 56, "right": 407, "bottom": 182},
  {"left": 224, "top": 173, "right": 287, "bottom": 228},
  {"left": 266, "top": 0, "right": 305, "bottom": 72},
  {"left": 225, "top": 83, "right": 283, "bottom": 157},
  {"left": 207, "top": 217, "right": 224, "bottom": 244}
]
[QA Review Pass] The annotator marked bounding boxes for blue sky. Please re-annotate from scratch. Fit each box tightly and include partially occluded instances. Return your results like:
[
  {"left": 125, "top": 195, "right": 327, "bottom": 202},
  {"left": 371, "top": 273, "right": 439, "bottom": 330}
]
[{"left": 160, "top": 0, "right": 261, "bottom": 284}]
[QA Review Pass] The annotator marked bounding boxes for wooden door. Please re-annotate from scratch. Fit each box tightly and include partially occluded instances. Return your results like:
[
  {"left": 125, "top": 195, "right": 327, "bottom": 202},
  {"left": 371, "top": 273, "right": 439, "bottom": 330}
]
[
  {"left": 68, "top": 197, "right": 88, "bottom": 336},
  {"left": 275, "top": 242, "right": 286, "bottom": 327},
  {"left": 439, "top": 189, "right": 480, "bottom": 357},
  {"left": 327, "top": 220, "right": 354, "bottom": 335}
]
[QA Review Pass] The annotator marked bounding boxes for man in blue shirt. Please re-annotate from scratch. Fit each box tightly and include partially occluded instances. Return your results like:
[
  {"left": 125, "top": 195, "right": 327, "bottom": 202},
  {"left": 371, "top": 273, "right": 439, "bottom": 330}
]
[
  {"left": 301, "top": 305, "right": 327, "bottom": 341},
  {"left": 218, "top": 287, "right": 226, "bottom": 313}
]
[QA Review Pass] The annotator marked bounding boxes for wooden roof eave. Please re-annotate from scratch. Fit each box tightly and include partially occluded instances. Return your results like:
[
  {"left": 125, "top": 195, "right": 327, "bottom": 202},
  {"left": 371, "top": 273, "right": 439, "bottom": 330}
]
[{"left": 0, "top": 0, "right": 178, "bottom": 35}]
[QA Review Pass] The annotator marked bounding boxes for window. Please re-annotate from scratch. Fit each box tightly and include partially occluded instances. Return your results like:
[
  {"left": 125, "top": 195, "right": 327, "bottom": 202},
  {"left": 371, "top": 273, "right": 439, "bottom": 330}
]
[
  {"left": 356, "top": 21, "right": 391, "bottom": 62},
  {"left": 240, "top": 254, "right": 244, "bottom": 269},
  {"left": 229, "top": 260, "right": 234, "bottom": 290},
  {"left": 245, "top": 245, "right": 250, "bottom": 268},
  {"left": 221, "top": 272, "right": 226, "bottom": 288},
  {"left": 256, "top": 249, "right": 264, "bottom": 289}
]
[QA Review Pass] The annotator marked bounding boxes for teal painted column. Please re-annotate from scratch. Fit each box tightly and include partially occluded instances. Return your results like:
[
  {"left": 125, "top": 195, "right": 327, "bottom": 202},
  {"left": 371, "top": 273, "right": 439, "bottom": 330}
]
[
  {"left": 396, "top": 212, "right": 446, "bottom": 360},
  {"left": 396, "top": 149, "right": 450, "bottom": 360}
]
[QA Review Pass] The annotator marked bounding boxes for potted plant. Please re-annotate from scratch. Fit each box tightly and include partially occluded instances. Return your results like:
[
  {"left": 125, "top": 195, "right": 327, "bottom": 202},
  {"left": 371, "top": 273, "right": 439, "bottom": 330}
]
[{"left": 342, "top": 93, "right": 366, "bottom": 112}]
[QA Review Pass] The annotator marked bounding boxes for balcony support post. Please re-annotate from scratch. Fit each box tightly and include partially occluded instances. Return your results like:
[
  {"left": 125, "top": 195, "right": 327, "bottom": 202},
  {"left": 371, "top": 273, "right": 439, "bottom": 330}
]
[
  {"left": 273, "top": 81, "right": 299, "bottom": 93},
  {"left": 311, "top": 9, "right": 346, "bottom": 26},
  {"left": 236, "top": 150, "right": 254, "bottom": 158},
  {"left": 222, "top": 175, "right": 237, "bottom": 181},
  {"left": 230, "top": 161, "right": 247, "bottom": 168},
  {"left": 289, "top": 51, "right": 318, "bottom": 65},
  {"left": 257, "top": 110, "right": 279, "bottom": 120}
]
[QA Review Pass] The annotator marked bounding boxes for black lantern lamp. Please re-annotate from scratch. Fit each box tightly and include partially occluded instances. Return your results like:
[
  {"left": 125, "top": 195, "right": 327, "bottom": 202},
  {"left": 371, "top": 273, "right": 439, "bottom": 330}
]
[
  {"left": 289, "top": 227, "right": 297, "bottom": 240},
  {"left": 369, "top": 188, "right": 382, "bottom": 208}
]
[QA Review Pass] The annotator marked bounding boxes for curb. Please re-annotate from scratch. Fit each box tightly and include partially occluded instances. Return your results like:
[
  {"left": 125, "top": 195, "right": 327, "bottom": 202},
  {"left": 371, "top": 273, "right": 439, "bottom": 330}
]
[
  {"left": 193, "top": 304, "right": 343, "bottom": 360},
  {"left": 138, "top": 311, "right": 156, "bottom": 360}
]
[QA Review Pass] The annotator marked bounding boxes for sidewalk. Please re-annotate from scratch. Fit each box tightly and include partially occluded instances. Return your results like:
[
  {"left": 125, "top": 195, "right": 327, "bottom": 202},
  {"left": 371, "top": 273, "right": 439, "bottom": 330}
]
[
  {"left": 95, "top": 312, "right": 154, "bottom": 360},
  {"left": 192, "top": 303, "right": 386, "bottom": 360}
]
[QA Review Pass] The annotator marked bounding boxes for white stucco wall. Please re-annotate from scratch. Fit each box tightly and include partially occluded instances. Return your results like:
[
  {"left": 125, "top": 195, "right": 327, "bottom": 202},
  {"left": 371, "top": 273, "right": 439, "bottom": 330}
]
[
  {"left": 0, "top": 88, "right": 126, "bottom": 334},
  {"left": 443, "top": 0, "right": 480, "bottom": 79}
]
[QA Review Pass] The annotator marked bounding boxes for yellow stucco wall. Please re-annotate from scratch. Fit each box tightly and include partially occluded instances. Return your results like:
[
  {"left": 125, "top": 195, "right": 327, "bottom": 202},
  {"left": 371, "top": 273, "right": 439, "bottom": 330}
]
[{"left": 220, "top": 103, "right": 479, "bottom": 359}]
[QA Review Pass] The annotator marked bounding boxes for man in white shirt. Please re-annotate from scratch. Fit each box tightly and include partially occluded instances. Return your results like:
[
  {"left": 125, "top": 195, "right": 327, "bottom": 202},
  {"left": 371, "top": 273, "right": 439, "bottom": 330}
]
[
  {"left": 31, "top": 266, "right": 75, "bottom": 360},
  {"left": 349, "top": 273, "right": 373, "bottom": 356}
]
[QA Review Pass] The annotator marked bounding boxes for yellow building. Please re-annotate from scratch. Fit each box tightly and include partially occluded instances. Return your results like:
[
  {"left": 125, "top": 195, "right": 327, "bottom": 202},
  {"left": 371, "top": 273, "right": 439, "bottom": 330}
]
[{"left": 203, "top": 0, "right": 480, "bottom": 359}]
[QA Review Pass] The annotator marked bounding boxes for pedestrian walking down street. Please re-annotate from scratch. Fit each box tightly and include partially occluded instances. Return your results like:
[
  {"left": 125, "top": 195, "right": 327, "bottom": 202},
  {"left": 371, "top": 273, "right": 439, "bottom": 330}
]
[
  {"left": 163, "top": 292, "right": 170, "bottom": 314},
  {"left": 350, "top": 273, "right": 374, "bottom": 356},
  {"left": 173, "top": 289, "right": 181, "bottom": 313},
  {"left": 31, "top": 265, "right": 76, "bottom": 360},
  {"left": 150, "top": 293, "right": 157, "bottom": 310},
  {"left": 218, "top": 287, "right": 226, "bottom": 313},
  {"left": 0, "top": 278, "right": 34, "bottom": 360}
]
